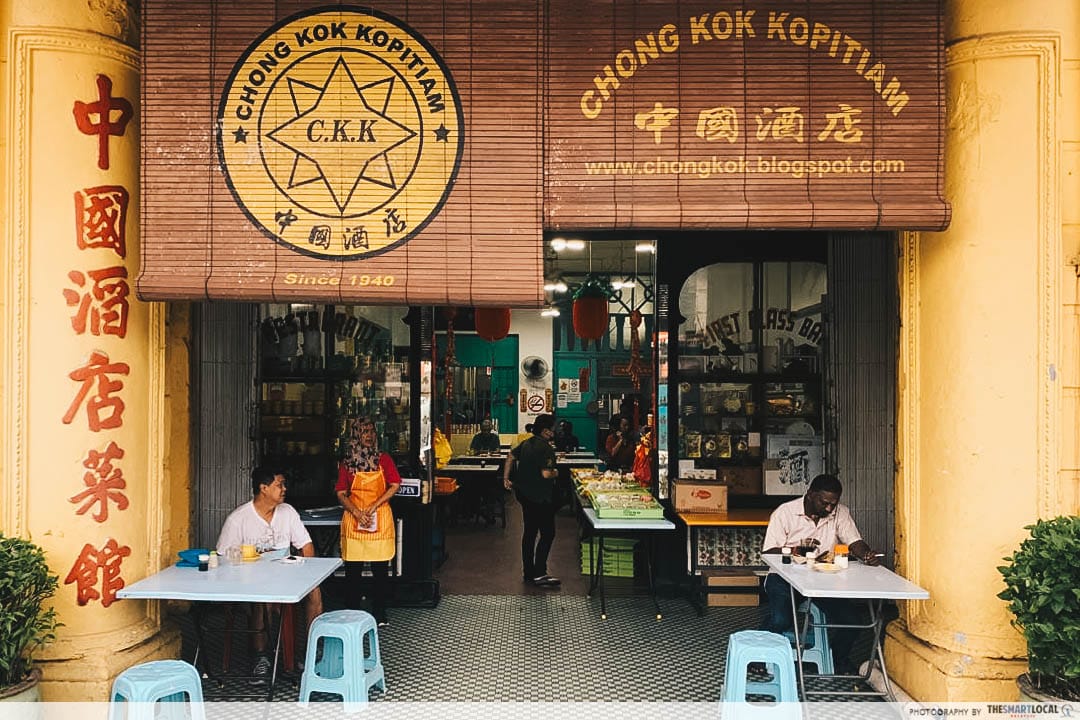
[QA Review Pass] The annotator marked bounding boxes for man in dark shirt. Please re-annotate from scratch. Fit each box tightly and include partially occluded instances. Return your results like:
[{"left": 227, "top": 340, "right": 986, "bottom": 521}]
[
  {"left": 553, "top": 419, "right": 580, "bottom": 452},
  {"left": 469, "top": 418, "right": 501, "bottom": 454},
  {"left": 503, "top": 414, "right": 560, "bottom": 587}
]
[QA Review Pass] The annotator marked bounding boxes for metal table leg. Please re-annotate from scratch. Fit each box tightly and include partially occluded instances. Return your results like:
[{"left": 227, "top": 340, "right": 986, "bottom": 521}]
[
  {"left": 644, "top": 534, "right": 662, "bottom": 620},
  {"left": 597, "top": 534, "right": 607, "bottom": 619},
  {"left": 788, "top": 586, "right": 807, "bottom": 699}
]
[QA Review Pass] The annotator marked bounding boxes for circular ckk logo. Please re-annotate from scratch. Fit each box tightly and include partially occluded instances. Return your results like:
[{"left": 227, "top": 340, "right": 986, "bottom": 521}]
[{"left": 218, "top": 7, "right": 463, "bottom": 258}]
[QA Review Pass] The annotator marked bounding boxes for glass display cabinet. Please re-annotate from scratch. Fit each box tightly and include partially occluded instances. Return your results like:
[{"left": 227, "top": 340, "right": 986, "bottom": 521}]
[
  {"left": 673, "top": 260, "right": 826, "bottom": 498},
  {"left": 256, "top": 303, "right": 414, "bottom": 508}
]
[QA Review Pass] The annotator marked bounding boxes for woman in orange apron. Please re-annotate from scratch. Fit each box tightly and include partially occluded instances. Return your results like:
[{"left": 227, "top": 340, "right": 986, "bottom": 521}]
[{"left": 335, "top": 417, "right": 400, "bottom": 626}]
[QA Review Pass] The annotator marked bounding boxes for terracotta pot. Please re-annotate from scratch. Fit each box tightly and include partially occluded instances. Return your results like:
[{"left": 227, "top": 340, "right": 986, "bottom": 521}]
[
  {"left": 0, "top": 667, "right": 42, "bottom": 705},
  {"left": 572, "top": 296, "right": 609, "bottom": 340},
  {"left": 1017, "top": 672, "right": 1072, "bottom": 703}
]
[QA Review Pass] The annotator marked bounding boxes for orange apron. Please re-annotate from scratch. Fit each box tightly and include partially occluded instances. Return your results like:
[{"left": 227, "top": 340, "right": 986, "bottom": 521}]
[{"left": 340, "top": 468, "right": 396, "bottom": 562}]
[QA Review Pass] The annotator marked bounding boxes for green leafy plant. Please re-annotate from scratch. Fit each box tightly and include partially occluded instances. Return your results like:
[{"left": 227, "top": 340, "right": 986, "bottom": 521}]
[
  {"left": 572, "top": 274, "right": 612, "bottom": 300},
  {"left": 997, "top": 516, "right": 1080, "bottom": 701},
  {"left": 0, "top": 535, "right": 61, "bottom": 690}
]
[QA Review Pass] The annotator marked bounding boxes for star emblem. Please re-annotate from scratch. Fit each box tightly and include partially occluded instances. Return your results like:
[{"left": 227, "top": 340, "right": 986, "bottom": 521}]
[
  {"left": 233, "top": 126, "right": 249, "bottom": 143},
  {"left": 266, "top": 55, "right": 418, "bottom": 213},
  {"left": 434, "top": 124, "right": 450, "bottom": 142}
]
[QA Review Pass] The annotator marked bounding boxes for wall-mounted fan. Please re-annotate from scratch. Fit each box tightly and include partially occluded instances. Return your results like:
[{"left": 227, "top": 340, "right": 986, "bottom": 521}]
[{"left": 521, "top": 356, "right": 549, "bottom": 384}]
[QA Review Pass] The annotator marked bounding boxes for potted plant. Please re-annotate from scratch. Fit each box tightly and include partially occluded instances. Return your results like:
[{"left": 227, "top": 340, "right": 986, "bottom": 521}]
[
  {"left": 0, "top": 535, "right": 61, "bottom": 702},
  {"left": 997, "top": 516, "right": 1080, "bottom": 702}
]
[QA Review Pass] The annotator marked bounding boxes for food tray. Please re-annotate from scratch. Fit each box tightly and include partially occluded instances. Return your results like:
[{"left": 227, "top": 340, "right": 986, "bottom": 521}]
[{"left": 589, "top": 490, "right": 664, "bottom": 519}]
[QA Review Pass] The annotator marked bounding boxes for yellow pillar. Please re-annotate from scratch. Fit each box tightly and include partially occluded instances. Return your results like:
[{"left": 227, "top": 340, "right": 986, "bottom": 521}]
[
  {"left": 890, "top": 0, "right": 1079, "bottom": 700},
  {"left": 1, "top": 0, "right": 183, "bottom": 699}
]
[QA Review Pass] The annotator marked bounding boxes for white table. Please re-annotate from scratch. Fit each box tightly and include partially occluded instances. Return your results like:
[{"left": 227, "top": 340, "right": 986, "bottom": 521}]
[
  {"left": 579, "top": 506, "right": 675, "bottom": 620},
  {"left": 762, "top": 554, "right": 928, "bottom": 701},
  {"left": 440, "top": 462, "right": 505, "bottom": 526},
  {"left": 299, "top": 507, "right": 346, "bottom": 558},
  {"left": 557, "top": 456, "right": 601, "bottom": 468},
  {"left": 118, "top": 556, "right": 341, "bottom": 698}
]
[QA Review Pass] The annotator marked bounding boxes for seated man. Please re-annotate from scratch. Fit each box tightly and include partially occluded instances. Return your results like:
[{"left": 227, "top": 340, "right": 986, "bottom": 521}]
[
  {"left": 553, "top": 419, "right": 580, "bottom": 452},
  {"left": 761, "top": 473, "right": 880, "bottom": 675},
  {"left": 469, "top": 417, "right": 502, "bottom": 455},
  {"left": 217, "top": 465, "right": 323, "bottom": 683}
]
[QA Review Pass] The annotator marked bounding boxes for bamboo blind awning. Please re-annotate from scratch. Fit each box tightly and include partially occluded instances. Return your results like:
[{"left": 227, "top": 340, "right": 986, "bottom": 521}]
[
  {"left": 138, "top": 1, "right": 544, "bottom": 306},
  {"left": 139, "top": 1, "right": 947, "bottom": 304},
  {"left": 544, "top": 0, "right": 949, "bottom": 231}
]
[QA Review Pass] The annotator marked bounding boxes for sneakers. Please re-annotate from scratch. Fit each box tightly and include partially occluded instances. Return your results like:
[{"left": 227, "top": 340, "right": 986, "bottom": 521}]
[
  {"left": 531, "top": 575, "right": 561, "bottom": 587},
  {"left": 249, "top": 654, "right": 272, "bottom": 685}
]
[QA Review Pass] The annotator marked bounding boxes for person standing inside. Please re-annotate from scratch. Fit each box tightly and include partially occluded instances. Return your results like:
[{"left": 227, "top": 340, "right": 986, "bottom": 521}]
[
  {"left": 336, "top": 417, "right": 400, "bottom": 626},
  {"left": 216, "top": 466, "right": 322, "bottom": 683},
  {"left": 761, "top": 473, "right": 880, "bottom": 674},
  {"left": 604, "top": 415, "right": 635, "bottom": 471},
  {"left": 503, "top": 413, "right": 560, "bottom": 587}
]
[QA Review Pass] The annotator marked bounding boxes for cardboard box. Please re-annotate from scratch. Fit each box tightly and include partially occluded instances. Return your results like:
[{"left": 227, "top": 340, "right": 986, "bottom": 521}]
[
  {"left": 703, "top": 570, "right": 761, "bottom": 588},
  {"left": 706, "top": 591, "right": 760, "bottom": 607},
  {"left": 672, "top": 478, "right": 729, "bottom": 513},
  {"left": 715, "top": 465, "right": 762, "bottom": 495}
]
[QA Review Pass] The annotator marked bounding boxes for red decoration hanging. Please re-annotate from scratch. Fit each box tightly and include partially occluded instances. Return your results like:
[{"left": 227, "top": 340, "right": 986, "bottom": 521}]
[
  {"left": 572, "top": 296, "right": 608, "bottom": 341},
  {"left": 473, "top": 306, "right": 511, "bottom": 341}
]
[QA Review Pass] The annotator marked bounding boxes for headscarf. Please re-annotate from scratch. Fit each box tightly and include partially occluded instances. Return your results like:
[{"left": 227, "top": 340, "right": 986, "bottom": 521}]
[{"left": 343, "top": 417, "right": 382, "bottom": 473}]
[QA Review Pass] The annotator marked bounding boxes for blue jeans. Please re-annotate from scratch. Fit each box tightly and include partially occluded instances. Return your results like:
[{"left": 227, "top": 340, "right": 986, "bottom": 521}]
[{"left": 763, "top": 573, "right": 859, "bottom": 668}]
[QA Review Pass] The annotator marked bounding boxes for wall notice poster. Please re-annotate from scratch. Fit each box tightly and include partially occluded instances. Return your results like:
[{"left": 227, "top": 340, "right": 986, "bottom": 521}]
[{"left": 764, "top": 435, "right": 823, "bottom": 495}]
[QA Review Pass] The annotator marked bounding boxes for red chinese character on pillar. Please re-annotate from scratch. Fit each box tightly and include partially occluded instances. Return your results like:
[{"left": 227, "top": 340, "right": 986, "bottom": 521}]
[
  {"left": 69, "top": 441, "right": 128, "bottom": 523},
  {"left": 72, "top": 74, "right": 133, "bottom": 171},
  {"left": 74, "top": 186, "right": 129, "bottom": 257},
  {"left": 63, "top": 266, "right": 130, "bottom": 338},
  {"left": 62, "top": 350, "right": 130, "bottom": 431},
  {"left": 64, "top": 538, "right": 131, "bottom": 607}
]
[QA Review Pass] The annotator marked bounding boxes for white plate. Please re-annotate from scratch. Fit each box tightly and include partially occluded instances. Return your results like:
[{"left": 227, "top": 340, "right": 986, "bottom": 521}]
[{"left": 812, "top": 562, "right": 841, "bottom": 573}]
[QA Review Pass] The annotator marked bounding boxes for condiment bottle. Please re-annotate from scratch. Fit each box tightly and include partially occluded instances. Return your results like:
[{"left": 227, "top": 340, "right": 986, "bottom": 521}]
[
  {"left": 833, "top": 544, "right": 849, "bottom": 569},
  {"left": 208, "top": 550, "right": 219, "bottom": 569},
  {"left": 781, "top": 547, "right": 792, "bottom": 564}
]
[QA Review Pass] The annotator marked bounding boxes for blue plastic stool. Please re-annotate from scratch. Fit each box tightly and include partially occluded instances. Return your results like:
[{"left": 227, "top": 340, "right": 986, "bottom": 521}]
[
  {"left": 722, "top": 630, "right": 800, "bottom": 719},
  {"left": 109, "top": 659, "right": 205, "bottom": 720},
  {"left": 782, "top": 601, "right": 835, "bottom": 674},
  {"left": 299, "top": 610, "right": 386, "bottom": 713},
  {"left": 797, "top": 601, "right": 834, "bottom": 674}
]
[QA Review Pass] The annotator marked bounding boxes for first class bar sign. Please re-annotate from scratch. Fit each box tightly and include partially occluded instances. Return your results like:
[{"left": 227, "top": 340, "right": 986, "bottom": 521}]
[{"left": 218, "top": 8, "right": 463, "bottom": 260}]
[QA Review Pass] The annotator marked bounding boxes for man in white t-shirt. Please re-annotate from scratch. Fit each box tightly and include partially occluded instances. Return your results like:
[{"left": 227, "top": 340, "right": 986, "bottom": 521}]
[
  {"left": 216, "top": 466, "right": 323, "bottom": 683},
  {"left": 761, "top": 473, "right": 880, "bottom": 675}
]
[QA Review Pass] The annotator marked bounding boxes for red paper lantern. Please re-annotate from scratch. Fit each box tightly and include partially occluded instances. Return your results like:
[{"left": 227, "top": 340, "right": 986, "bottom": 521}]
[
  {"left": 474, "top": 307, "right": 511, "bottom": 341},
  {"left": 572, "top": 296, "right": 609, "bottom": 341}
]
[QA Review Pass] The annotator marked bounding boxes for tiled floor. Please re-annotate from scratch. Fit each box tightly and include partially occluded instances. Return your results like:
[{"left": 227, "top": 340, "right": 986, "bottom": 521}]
[{"left": 175, "top": 497, "right": 890, "bottom": 707}]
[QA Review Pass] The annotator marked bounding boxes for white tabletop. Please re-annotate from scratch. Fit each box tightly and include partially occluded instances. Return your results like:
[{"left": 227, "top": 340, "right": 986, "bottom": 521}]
[
  {"left": 117, "top": 556, "right": 342, "bottom": 603},
  {"left": 300, "top": 507, "right": 344, "bottom": 526},
  {"left": 581, "top": 507, "right": 676, "bottom": 532},
  {"left": 557, "top": 458, "right": 601, "bottom": 467},
  {"left": 762, "top": 554, "right": 928, "bottom": 600},
  {"left": 440, "top": 464, "right": 499, "bottom": 472}
]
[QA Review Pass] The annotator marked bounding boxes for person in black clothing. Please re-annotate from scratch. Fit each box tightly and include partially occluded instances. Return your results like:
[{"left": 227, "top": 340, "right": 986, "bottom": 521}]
[
  {"left": 553, "top": 419, "right": 580, "bottom": 452},
  {"left": 503, "top": 414, "right": 560, "bottom": 587},
  {"left": 603, "top": 415, "right": 636, "bottom": 471},
  {"left": 469, "top": 417, "right": 501, "bottom": 454}
]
